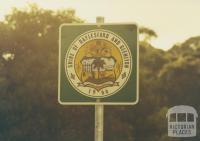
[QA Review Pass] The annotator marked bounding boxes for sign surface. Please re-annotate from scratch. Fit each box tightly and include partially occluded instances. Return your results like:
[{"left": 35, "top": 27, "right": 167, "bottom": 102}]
[{"left": 58, "top": 23, "right": 138, "bottom": 105}]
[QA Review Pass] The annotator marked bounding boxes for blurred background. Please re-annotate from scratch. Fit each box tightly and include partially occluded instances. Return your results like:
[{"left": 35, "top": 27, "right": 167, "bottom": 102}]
[{"left": 0, "top": 1, "right": 200, "bottom": 141}]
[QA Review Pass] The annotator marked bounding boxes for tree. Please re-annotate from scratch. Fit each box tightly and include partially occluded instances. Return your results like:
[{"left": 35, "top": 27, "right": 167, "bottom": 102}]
[
  {"left": 139, "top": 26, "right": 158, "bottom": 43},
  {"left": 158, "top": 37, "right": 200, "bottom": 106},
  {"left": 0, "top": 4, "right": 94, "bottom": 141},
  {"left": 93, "top": 58, "right": 105, "bottom": 80}
]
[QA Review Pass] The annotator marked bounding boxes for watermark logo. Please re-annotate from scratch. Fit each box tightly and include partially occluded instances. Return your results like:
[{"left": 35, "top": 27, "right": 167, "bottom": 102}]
[{"left": 166, "top": 105, "right": 198, "bottom": 137}]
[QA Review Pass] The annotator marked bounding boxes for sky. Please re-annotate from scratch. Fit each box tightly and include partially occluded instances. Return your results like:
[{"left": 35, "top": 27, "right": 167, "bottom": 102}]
[{"left": 0, "top": 0, "right": 200, "bottom": 50}]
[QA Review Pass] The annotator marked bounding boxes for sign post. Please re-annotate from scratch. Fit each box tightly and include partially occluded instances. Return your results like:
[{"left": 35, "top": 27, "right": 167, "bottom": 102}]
[
  {"left": 95, "top": 101, "right": 104, "bottom": 141},
  {"left": 95, "top": 17, "right": 104, "bottom": 141},
  {"left": 58, "top": 17, "right": 139, "bottom": 140}
]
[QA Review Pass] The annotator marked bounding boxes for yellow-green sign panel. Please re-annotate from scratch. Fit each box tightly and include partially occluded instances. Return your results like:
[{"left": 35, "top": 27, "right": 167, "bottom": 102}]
[{"left": 58, "top": 23, "right": 139, "bottom": 105}]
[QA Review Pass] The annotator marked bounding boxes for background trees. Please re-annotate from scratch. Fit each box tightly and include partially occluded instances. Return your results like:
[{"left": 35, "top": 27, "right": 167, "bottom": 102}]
[{"left": 0, "top": 4, "right": 200, "bottom": 141}]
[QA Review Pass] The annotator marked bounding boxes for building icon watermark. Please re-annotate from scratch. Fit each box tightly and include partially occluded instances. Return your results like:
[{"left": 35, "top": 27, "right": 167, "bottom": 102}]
[{"left": 166, "top": 105, "right": 198, "bottom": 137}]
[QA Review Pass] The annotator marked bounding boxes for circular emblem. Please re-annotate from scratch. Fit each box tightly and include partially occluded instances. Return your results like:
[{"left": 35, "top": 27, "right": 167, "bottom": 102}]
[{"left": 65, "top": 29, "right": 132, "bottom": 98}]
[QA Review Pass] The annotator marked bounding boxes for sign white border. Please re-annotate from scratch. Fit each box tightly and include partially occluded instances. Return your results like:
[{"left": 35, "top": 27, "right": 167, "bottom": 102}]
[{"left": 58, "top": 23, "right": 139, "bottom": 105}]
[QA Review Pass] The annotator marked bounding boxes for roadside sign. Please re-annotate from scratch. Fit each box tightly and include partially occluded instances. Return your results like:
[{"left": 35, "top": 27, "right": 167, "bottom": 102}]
[{"left": 58, "top": 23, "right": 139, "bottom": 105}]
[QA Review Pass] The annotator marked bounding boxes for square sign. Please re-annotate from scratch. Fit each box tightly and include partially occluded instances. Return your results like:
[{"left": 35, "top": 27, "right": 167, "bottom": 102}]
[{"left": 58, "top": 23, "right": 139, "bottom": 105}]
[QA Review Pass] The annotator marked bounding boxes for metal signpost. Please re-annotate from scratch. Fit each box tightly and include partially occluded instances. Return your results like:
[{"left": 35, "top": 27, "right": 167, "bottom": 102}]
[
  {"left": 58, "top": 17, "right": 138, "bottom": 141},
  {"left": 95, "top": 17, "right": 104, "bottom": 141}
]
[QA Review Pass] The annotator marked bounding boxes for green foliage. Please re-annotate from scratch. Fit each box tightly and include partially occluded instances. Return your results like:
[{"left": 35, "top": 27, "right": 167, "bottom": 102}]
[
  {"left": 139, "top": 27, "right": 158, "bottom": 43},
  {"left": 0, "top": 4, "right": 200, "bottom": 141}
]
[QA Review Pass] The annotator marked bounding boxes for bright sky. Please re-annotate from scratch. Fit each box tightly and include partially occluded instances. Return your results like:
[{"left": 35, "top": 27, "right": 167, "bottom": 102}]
[{"left": 0, "top": 0, "right": 200, "bottom": 50}]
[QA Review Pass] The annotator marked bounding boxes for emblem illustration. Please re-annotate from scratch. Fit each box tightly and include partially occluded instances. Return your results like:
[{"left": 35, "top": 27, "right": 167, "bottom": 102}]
[{"left": 65, "top": 29, "right": 132, "bottom": 98}]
